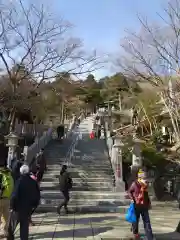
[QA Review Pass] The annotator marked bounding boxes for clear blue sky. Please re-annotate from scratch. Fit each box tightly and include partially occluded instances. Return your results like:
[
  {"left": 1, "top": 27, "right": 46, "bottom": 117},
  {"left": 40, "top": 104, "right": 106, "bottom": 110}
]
[{"left": 44, "top": 0, "right": 167, "bottom": 79}]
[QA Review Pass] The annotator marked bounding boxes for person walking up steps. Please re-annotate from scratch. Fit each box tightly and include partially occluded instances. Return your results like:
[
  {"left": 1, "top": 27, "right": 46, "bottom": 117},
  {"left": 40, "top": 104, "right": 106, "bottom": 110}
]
[
  {"left": 128, "top": 169, "right": 154, "bottom": 240},
  {"left": 57, "top": 165, "right": 73, "bottom": 215}
]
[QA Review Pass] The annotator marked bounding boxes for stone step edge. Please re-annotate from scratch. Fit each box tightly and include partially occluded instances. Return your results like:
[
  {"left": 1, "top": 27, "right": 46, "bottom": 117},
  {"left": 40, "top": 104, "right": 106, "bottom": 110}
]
[
  {"left": 40, "top": 181, "right": 114, "bottom": 184},
  {"left": 40, "top": 188, "right": 113, "bottom": 191},
  {"left": 36, "top": 205, "right": 128, "bottom": 214},
  {"left": 40, "top": 198, "right": 129, "bottom": 202},
  {"left": 40, "top": 191, "right": 126, "bottom": 195}
]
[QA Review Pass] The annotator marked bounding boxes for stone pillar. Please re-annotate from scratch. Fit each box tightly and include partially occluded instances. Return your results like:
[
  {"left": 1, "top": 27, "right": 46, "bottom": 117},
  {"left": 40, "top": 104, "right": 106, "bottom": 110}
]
[
  {"left": 100, "top": 126, "right": 105, "bottom": 139},
  {"left": 22, "top": 121, "right": 28, "bottom": 135},
  {"left": 112, "top": 138, "right": 125, "bottom": 192},
  {"left": 131, "top": 138, "right": 145, "bottom": 174},
  {"left": 23, "top": 146, "right": 28, "bottom": 164}
]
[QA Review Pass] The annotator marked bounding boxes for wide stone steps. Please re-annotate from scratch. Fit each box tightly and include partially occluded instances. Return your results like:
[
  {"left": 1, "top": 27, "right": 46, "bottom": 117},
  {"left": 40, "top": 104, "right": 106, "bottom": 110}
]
[{"left": 38, "top": 116, "right": 126, "bottom": 213}]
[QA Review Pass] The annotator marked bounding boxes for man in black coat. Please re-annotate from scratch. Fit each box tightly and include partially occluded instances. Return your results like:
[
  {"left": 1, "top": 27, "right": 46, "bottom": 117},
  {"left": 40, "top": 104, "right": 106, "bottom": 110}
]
[
  {"left": 57, "top": 165, "right": 72, "bottom": 215},
  {"left": 9, "top": 164, "right": 40, "bottom": 240}
]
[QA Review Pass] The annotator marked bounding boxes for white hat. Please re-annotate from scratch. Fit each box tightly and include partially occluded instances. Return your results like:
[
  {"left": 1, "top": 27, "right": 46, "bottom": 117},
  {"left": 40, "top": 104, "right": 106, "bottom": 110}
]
[{"left": 20, "top": 164, "right": 29, "bottom": 175}]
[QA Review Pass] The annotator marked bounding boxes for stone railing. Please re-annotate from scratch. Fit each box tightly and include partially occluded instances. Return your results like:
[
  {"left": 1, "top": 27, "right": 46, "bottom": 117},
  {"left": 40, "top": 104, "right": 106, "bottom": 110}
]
[
  {"left": 66, "top": 118, "right": 76, "bottom": 138},
  {"left": 64, "top": 128, "right": 80, "bottom": 166},
  {"left": 104, "top": 122, "right": 125, "bottom": 192},
  {"left": 23, "top": 117, "right": 77, "bottom": 165},
  {"left": 23, "top": 128, "right": 53, "bottom": 165},
  {"left": 15, "top": 122, "right": 47, "bottom": 137}
]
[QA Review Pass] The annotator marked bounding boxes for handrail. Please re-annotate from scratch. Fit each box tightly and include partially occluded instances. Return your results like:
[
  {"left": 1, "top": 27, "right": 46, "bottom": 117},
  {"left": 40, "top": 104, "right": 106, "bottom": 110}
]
[{"left": 64, "top": 128, "right": 80, "bottom": 166}]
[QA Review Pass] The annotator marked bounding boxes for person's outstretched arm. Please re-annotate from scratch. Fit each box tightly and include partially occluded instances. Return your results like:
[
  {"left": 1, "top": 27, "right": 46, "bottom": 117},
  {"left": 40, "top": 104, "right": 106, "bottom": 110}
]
[{"left": 10, "top": 179, "right": 20, "bottom": 211}]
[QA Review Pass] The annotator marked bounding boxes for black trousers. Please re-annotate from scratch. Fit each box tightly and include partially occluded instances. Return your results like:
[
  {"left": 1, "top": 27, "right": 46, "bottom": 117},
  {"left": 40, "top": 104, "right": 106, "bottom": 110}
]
[
  {"left": 57, "top": 190, "right": 70, "bottom": 213},
  {"left": 132, "top": 205, "right": 153, "bottom": 240},
  {"left": 7, "top": 210, "right": 31, "bottom": 240},
  {"left": 19, "top": 211, "right": 31, "bottom": 240}
]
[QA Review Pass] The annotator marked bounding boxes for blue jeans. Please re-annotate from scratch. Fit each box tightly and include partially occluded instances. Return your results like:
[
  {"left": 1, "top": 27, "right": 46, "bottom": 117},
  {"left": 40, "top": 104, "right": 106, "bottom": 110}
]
[{"left": 132, "top": 205, "right": 153, "bottom": 240}]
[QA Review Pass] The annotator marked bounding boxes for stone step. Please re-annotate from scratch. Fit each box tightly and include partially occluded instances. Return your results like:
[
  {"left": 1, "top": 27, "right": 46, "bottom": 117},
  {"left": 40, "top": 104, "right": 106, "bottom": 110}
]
[
  {"left": 39, "top": 198, "right": 130, "bottom": 206},
  {"left": 41, "top": 185, "right": 112, "bottom": 191},
  {"left": 41, "top": 190, "right": 125, "bottom": 200},
  {"left": 41, "top": 180, "right": 113, "bottom": 187},
  {"left": 46, "top": 165, "right": 112, "bottom": 170},
  {"left": 43, "top": 172, "right": 114, "bottom": 179},
  {"left": 37, "top": 204, "right": 128, "bottom": 214},
  {"left": 46, "top": 159, "right": 111, "bottom": 164},
  {"left": 46, "top": 168, "right": 113, "bottom": 174},
  {"left": 44, "top": 169, "right": 113, "bottom": 174},
  {"left": 42, "top": 176, "right": 114, "bottom": 182}
]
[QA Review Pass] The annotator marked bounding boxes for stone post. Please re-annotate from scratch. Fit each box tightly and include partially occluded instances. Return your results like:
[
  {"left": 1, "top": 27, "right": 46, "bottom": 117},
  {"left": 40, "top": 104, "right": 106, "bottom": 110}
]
[
  {"left": 112, "top": 138, "right": 125, "bottom": 192},
  {"left": 100, "top": 126, "right": 105, "bottom": 139},
  {"left": 21, "top": 121, "right": 28, "bottom": 135},
  {"left": 5, "top": 132, "right": 19, "bottom": 168},
  {"left": 23, "top": 146, "right": 28, "bottom": 164},
  {"left": 131, "top": 137, "right": 145, "bottom": 175}
]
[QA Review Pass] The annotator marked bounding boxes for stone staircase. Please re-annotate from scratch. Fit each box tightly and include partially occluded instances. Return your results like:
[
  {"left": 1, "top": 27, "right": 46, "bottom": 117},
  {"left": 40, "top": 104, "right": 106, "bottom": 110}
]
[{"left": 38, "top": 116, "right": 129, "bottom": 213}]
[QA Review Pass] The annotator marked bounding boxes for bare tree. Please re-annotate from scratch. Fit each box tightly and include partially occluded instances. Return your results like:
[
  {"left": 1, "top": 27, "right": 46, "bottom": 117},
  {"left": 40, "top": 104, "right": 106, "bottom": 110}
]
[
  {"left": 0, "top": 0, "right": 101, "bottom": 131},
  {"left": 118, "top": 0, "right": 180, "bottom": 142}
]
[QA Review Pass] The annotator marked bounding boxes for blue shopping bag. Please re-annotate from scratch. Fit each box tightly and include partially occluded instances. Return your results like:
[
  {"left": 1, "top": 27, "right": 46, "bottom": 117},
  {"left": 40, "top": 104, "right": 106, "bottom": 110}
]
[{"left": 125, "top": 203, "right": 137, "bottom": 223}]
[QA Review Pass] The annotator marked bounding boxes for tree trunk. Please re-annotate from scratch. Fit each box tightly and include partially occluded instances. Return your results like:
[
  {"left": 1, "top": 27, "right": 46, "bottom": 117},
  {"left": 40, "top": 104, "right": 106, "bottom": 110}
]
[
  {"left": 118, "top": 92, "right": 122, "bottom": 111},
  {"left": 60, "top": 100, "right": 64, "bottom": 124},
  {"left": 140, "top": 102, "right": 153, "bottom": 135},
  {"left": 8, "top": 83, "right": 17, "bottom": 133},
  {"left": 8, "top": 108, "right": 16, "bottom": 132},
  {"left": 162, "top": 96, "right": 180, "bottom": 142}
]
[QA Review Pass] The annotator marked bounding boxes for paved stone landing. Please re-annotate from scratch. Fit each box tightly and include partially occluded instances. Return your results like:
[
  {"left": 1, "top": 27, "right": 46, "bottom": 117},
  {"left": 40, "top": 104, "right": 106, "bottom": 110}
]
[{"left": 13, "top": 204, "right": 180, "bottom": 239}]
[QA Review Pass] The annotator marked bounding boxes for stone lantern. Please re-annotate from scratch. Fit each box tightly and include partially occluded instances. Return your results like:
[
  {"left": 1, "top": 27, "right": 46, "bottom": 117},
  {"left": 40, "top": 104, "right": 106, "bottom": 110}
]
[
  {"left": 5, "top": 132, "right": 19, "bottom": 168},
  {"left": 112, "top": 137, "right": 125, "bottom": 191}
]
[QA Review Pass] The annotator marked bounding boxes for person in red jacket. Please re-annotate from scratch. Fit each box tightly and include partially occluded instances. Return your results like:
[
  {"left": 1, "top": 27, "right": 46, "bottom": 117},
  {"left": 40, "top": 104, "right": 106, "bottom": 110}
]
[{"left": 128, "top": 169, "right": 154, "bottom": 240}]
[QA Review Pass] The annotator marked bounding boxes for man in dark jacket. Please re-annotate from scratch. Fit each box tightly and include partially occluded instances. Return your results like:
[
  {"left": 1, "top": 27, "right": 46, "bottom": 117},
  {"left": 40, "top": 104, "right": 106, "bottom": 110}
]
[
  {"left": 36, "top": 148, "right": 47, "bottom": 183},
  {"left": 57, "top": 165, "right": 72, "bottom": 215},
  {"left": 57, "top": 125, "right": 65, "bottom": 139},
  {"left": 9, "top": 165, "right": 40, "bottom": 240}
]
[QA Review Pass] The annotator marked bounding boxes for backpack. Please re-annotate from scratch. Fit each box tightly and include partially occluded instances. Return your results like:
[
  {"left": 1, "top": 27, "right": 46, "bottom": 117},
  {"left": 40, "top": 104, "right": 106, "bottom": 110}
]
[
  {"left": 0, "top": 172, "right": 14, "bottom": 199},
  {"left": 67, "top": 177, "right": 73, "bottom": 190}
]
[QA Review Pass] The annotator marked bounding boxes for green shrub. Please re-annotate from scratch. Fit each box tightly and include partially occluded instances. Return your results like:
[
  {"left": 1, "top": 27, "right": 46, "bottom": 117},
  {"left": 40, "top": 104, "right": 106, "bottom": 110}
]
[{"left": 141, "top": 145, "right": 167, "bottom": 171}]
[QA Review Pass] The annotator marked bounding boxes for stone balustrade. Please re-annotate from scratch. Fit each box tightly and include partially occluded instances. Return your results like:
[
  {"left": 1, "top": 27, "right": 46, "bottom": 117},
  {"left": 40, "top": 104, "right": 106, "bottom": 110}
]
[
  {"left": 15, "top": 121, "right": 46, "bottom": 137},
  {"left": 64, "top": 129, "right": 80, "bottom": 166},
  {"left": 104, "top": 124, "right": 125, "bottom": 192},
  {"left": 23, "top": 117, "right": 77, "bottom": 165},
  {"left": 23, "top": 128, "right": 53, "bottom": 164}
]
